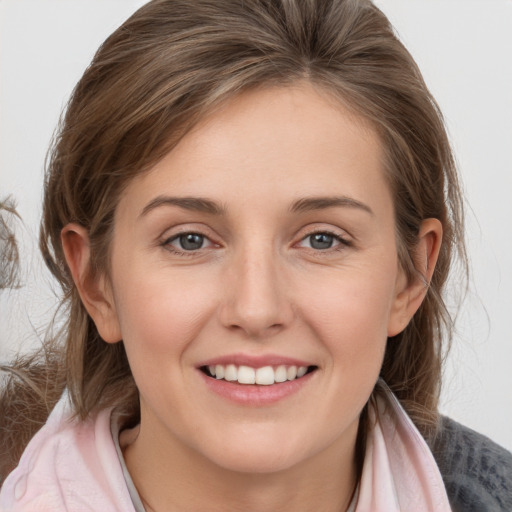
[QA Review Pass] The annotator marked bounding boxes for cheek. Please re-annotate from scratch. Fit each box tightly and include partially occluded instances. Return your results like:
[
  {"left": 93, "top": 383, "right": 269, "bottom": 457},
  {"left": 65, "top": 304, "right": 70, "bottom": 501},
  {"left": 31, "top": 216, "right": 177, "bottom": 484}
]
[
  {"left": 297, "top": 261, "right": 397, "bottom": 362},
  {"left": 112, "top": 269, "right": 217, "bottom": 362}
]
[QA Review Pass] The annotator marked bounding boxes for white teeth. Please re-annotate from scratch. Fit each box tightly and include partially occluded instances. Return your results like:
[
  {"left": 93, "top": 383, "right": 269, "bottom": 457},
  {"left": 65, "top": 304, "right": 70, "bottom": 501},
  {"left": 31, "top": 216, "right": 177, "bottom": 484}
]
[
  {"left": 224, "top": 364, "right": 238, "bottom": 382},
  {"left": 274, "top": 365, "right": 288, "bottom": 383},
  {"left": 297, "top": 366, "right": 307, "bottom": 378},
  {"left": 255, "top": 366, "right": 274, "bottom": 385},
  {"left": 237, "top": 365, "right": 256, "bottom": 384},
  {"left": 215, "top": 364, "right": 224, "bottom": 380},
  {"left": 286, "top": 366, "right": 297, "bottom": 380},
  {"left": 206, "top": 363, "right": 312, "bottom": 385}
]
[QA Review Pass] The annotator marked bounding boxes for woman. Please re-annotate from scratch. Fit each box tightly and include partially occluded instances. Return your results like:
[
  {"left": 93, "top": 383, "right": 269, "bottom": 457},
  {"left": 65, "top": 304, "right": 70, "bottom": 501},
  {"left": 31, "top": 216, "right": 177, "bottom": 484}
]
[{"left": 1, "top": 0, "right": 511, "bottom": 510}]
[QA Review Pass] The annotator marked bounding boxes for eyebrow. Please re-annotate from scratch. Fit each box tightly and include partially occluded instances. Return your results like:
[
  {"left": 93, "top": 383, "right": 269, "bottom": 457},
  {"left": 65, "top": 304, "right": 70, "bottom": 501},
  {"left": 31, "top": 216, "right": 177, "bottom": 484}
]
[
  {"left": 140, "top": 196, "right": 225, "bottom": 217},
  {"left": 290, "top": 196, "right": 374, "bottom": 215},
  {"left": 139, "top": 194, "right": 373, "bottom": 218}
]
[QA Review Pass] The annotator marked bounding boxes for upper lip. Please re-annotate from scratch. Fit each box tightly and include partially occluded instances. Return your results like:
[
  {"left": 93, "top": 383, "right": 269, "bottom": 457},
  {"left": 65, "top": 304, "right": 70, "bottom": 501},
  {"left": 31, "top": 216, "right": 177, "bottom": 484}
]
[{"left": 196, "top": 353, "right": 315, "bottom": 368}]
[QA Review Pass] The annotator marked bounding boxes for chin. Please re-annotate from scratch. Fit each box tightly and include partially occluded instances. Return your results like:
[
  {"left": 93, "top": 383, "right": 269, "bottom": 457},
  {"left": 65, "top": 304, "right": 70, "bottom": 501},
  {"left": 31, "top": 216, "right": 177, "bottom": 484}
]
[
  {"left": 195, "top": 430, "right": 313, "bottom": 475},
  {"left": 212, "top": 450, "right": 303, "bottom": 475}
]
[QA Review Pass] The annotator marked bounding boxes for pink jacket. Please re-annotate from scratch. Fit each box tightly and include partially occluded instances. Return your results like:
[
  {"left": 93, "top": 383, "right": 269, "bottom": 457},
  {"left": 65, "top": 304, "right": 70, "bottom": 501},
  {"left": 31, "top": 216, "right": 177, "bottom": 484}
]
[
  {"left": 0, "top": 385, "right": 451, "bottom": 511},
  {"left": 0, "top": 395, "right": 135, "bottom": 511}
]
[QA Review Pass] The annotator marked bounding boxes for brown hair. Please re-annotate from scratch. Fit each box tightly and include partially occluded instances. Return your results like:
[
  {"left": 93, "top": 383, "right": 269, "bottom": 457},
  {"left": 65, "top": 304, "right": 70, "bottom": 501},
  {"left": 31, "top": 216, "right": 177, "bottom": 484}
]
[
  {"left": 0, "top": 198, "right": 21, "bottom": 291},
  {"left": 2, "top": 0, "right": 466, "bottom": 481},
  {"left": 0, "top": 200, "right": 66, "bottom": 477}
]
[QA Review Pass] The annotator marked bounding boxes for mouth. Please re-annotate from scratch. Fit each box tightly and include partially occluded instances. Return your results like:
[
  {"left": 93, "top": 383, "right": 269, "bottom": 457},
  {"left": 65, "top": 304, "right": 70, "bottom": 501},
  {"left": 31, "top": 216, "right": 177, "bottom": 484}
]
[{"left": 200, "top": 364, "right": 318, "bottom": 385}]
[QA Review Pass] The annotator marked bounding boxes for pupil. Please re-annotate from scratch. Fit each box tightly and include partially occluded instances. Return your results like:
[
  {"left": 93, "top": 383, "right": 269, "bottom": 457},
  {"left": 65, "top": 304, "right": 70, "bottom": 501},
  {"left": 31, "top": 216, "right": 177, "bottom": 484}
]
[
  {"left": 310, "top": 233, "right": 333, "bottom": 250},
  {"left": 180, "top": 233, "right": 204, "bottom": 250}
]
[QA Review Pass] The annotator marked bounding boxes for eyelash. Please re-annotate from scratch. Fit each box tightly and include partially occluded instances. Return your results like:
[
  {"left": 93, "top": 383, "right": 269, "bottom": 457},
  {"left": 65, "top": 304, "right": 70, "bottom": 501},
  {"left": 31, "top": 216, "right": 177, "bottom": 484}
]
[
  {"left": 161, "top": 229, "right": 352, "bottom": 256},
  {"left": 297, "top": 229, "right": 352, "bottom": 252},
  {"left": 161, "top": 232, "right": 215, "bottom": 256}
]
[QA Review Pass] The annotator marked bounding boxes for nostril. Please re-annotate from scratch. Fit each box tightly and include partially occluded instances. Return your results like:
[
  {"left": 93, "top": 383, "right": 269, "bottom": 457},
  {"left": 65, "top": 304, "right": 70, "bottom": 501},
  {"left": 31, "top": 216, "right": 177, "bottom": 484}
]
[{"left": 218, "top": 273, "right": 294, "bottom": 337}]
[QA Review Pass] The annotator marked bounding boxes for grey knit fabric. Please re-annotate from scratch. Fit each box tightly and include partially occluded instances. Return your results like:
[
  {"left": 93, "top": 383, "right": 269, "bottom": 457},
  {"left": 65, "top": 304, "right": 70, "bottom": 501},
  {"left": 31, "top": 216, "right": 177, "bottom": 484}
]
[{"left": 430, "top": 416, "right": 512, "bottom": 512}]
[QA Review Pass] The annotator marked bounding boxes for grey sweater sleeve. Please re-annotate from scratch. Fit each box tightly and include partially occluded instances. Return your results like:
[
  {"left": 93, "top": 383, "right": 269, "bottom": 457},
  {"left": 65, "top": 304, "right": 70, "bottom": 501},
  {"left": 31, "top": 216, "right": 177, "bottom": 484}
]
[{"left": 429, "top": 416, "right": 512, "bottom": 512}]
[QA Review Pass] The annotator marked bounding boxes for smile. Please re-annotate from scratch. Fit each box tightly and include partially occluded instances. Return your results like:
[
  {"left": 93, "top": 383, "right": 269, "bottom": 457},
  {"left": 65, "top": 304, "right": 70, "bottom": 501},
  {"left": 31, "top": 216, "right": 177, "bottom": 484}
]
[
  {"left": 202, "top": 364, "right": 316, "bottom": 385},
  {"left": 198, "top": 357, "right": 318, "bottom": 405}
]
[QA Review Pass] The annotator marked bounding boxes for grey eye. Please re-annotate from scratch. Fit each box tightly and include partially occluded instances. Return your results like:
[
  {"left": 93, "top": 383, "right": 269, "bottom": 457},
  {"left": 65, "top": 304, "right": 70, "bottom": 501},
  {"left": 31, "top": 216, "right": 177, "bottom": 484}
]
[
  {"left": 177, "top": 233, "right": 205, "bottom": 250},
  {"left": 308, "top": 233, "right": 335, "bottom": 250}
]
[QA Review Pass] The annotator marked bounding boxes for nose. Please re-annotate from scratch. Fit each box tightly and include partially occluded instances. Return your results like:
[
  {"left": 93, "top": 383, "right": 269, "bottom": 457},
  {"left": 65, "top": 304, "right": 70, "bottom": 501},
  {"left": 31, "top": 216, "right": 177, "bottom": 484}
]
[{"left": 219, "top": 246, "right": 294, "bottom": 338}]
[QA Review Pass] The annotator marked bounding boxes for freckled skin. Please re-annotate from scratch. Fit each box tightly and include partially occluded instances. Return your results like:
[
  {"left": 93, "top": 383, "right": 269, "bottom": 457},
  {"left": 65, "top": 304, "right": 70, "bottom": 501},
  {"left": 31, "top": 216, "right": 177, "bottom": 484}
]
[{"left": 77, "top": 84, "right": 434, "bottom": 511}]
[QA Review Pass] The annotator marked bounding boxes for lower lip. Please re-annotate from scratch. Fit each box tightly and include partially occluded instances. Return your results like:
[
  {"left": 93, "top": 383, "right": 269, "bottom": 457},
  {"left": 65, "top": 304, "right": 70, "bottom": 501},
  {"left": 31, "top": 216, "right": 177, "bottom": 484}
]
[{"left": 199, "top": 370, "right": 315, "bottom": 405}]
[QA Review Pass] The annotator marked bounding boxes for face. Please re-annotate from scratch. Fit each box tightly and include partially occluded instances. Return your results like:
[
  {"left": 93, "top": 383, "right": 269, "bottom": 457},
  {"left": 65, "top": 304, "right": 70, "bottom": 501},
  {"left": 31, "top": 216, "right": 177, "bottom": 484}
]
[{"left": 99, "top": 84, "right": 414, "bottom": 474}]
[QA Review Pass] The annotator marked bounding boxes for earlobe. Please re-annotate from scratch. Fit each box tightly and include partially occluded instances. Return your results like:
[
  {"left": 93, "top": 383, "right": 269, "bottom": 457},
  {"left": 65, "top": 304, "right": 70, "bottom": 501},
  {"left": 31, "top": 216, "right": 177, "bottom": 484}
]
[
  {"left": 61, "top": 223, "right": 122, "bottom": 343},
  {"left": 387, "top": 218, "right": 443, "bottom": 337}
]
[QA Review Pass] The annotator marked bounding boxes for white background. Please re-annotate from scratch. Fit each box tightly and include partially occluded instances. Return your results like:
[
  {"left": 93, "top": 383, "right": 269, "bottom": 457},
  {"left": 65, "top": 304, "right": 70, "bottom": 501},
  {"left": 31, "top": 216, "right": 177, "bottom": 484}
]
[{"left": 1, "top": 0, "right": 511, "bottom": 451}]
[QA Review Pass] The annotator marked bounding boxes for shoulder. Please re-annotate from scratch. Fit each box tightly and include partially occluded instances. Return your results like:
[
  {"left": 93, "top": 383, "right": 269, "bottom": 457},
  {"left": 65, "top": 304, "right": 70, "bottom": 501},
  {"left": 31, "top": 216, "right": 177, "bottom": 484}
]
[
  {"left": 430, "top": 416, "right": 512, "bottom": 512},
  {"left": 0, "top": 396, "right": 134, "bottom": 511}
]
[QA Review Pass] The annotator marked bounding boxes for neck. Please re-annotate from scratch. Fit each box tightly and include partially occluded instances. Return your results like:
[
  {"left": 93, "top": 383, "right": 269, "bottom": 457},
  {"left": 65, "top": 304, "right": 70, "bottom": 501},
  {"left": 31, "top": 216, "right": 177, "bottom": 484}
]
[{"left": 122, "top": 416, "right": 358, "bottom": 512}]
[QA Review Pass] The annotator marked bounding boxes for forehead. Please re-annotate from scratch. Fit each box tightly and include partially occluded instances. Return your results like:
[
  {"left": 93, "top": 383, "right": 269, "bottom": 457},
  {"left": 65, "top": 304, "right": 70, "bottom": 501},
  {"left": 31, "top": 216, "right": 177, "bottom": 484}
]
[{"left": 117, "top": 83, "right": 391, "bottom": 218}]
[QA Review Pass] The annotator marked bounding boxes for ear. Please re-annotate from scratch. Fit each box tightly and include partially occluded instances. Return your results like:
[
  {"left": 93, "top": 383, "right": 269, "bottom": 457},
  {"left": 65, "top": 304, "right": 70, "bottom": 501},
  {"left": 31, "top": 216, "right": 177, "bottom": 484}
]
[
  {"left": 61, "top": 223, "right": 122, "bottom": 343},
  {"left": 387, "top": 218, "right": 443, "bottom": 337}
]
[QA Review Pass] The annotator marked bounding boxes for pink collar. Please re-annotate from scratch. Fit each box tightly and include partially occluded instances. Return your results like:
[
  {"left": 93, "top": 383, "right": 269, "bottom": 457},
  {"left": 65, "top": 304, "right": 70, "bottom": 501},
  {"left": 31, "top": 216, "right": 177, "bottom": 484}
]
[
  {"left": 352, "top": 382, "right": 451, "bottom": 511},
  {"left": 0, "top": 384, "right": 451, "bottom": 511}
]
